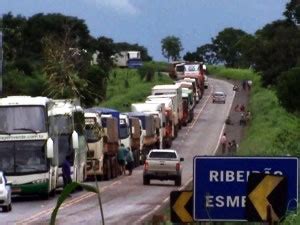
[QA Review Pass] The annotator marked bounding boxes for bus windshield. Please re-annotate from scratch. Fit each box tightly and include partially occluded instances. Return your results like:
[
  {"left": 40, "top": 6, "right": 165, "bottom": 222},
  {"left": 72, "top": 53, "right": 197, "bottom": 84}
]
[
  {"left": 0, "top": 106, "right": 47, "bottom": 134},
  {"left": 0, "top": 141, "right": 48, "bottom": 175}
]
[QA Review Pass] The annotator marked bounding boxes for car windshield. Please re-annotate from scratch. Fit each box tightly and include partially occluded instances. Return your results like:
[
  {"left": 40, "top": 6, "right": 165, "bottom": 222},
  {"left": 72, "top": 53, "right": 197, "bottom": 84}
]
[
  {"left": 0, "top": 106, "right": 47, "bottom": 134},
  {"left": 214, "top": 93, "right": 224, "bottom": 96},
  {"left": 149, "top": 151, "right": 177, "bottom": 159},
  {"left": 185, "top": 64, "right": 199, "bottom": 72}
]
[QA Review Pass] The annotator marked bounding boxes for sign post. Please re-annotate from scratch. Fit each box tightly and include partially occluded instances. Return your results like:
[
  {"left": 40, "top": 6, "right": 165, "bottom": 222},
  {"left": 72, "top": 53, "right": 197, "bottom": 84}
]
[{"left": 193, "top": 156, "right": 298, "bottom": 222}]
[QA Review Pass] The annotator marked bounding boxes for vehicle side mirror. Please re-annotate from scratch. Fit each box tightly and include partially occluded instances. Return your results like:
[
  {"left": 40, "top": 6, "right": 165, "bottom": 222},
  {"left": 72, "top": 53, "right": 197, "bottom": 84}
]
[
  {"left": 72, "top": 130, "right": 79, "bottom": 149},
  {"left": 46, "top": 138, "right": 54, "bottom": 158},
  {"left": 180, "top": 157, "right": 184, "bottom": 162}
]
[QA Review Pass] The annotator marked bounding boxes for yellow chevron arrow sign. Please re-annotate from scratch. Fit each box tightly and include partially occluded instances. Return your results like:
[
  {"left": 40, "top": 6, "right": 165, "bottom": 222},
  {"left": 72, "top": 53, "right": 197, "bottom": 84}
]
[
  {"left": 171, "top": 191, "right": 193, "bottom": 223},
  {"left": 248, "top": 175, "right": 284, "bottom": 221}
]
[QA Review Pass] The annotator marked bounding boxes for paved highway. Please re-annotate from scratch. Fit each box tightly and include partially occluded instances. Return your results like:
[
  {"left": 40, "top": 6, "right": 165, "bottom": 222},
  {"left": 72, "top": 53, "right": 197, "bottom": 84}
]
[{"left": 1, "top": 77, "right": 234, "bottom": 225}]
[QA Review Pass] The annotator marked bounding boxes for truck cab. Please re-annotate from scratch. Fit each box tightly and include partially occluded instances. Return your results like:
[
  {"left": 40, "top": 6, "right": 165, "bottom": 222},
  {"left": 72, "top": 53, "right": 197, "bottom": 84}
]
[{"left": 84, "top": 111, "right": 104, "bottom": 179}]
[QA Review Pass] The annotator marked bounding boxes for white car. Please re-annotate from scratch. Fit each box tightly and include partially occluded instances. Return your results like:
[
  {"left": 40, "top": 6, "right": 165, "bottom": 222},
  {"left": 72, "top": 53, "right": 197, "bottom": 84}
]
[
  {"left": 0, "top": 172, "right": 12, "bottom": 212},
  {"left": 212, "top": 91, "right": 226, "bottom": 104},
  {"left": 143, "top": 149, "right": 184, "bottom": 186}
]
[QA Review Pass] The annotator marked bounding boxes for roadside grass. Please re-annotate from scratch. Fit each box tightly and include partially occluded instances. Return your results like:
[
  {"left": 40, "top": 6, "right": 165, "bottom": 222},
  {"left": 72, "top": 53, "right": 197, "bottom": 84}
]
[
  {"left": 208, "top": 66, "right": 300, "bottom": 225},
  {"left": 100, "top": 68, "right": 173, "bottom": 112}
]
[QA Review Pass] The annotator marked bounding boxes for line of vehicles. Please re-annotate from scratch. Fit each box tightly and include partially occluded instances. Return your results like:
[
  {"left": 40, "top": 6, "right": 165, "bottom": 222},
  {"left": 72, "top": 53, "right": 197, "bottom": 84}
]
[{"left": 0, "top": 61, "right": 207, "bottom": 203}]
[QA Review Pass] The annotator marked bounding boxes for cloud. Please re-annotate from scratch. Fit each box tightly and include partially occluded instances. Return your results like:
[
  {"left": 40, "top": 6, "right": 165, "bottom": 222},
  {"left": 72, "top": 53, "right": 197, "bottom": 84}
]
[{"left": 84, "top": 0, "right": 139, "bottom": 15}]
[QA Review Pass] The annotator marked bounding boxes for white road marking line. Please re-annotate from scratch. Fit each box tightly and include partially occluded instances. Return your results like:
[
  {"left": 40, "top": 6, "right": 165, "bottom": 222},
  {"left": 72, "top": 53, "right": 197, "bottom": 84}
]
[{"left": 213, "top": 82, "right": 235, "bottom": 155}]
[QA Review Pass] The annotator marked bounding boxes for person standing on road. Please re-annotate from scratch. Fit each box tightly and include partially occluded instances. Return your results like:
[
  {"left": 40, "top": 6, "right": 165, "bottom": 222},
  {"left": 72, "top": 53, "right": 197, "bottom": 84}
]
[
  {"left": 126, "top": 148, "right": 134, "bottom": 176},
  {"left": 62, "top": 155, "right": 72, "bottom": 188},
  {"left": 220, "top": 133, "right": 227, "bottom": 154},
  {"left": 118, "top": 144, "right": 127, "bottom": 175}
]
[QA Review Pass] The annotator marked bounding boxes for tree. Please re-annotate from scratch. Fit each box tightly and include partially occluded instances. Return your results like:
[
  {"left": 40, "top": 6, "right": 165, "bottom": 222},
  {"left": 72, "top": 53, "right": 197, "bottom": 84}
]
[
  {"left": 251, "top": 20, "right": 300, "bottom": 86},
  {"left": 1, "top": 13, "right": 27, "bottom": 61},
  {"left": 183, "top": 51, "right": 203, "bottom": 62},
  {"left": 42, "top": 34, "right": 88, "bottom": 100},
  {"left": 284, "top": 0, "right": 300, "bottom": 24},
  {"left": 196, "top": 44, "right": 219, "bottom": 65},
  {"left": 23, "top": 13, "right": 92, "bottom": 60},
  {"left": 161, "top": 36, "right": 183, "bottom": 62},
  {"left": 212, "top": 28, "right": 248, "bottom": 67},
  {"left": 276, "top": 67, "right": 300, "bottom": 112}
]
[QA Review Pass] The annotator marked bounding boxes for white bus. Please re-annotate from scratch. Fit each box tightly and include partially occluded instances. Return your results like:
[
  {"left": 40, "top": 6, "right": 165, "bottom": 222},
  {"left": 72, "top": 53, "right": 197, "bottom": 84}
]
[
  {"left": 48, "top": 100, "right": 87, "bottom": 188},
  {"left": 0, "top": 96, "right": 56, "bottom": 198}
]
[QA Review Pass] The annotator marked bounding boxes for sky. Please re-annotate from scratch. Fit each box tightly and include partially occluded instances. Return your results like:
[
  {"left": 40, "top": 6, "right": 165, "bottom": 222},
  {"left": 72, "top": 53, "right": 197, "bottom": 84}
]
[{"left": 0, "top": 0, "right": 289, "bottom": 61}]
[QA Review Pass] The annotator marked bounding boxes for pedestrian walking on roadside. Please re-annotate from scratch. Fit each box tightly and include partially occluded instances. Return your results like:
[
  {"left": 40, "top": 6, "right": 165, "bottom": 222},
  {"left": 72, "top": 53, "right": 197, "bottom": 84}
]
[
  {"left": 220, "top": 133, "right": 227, "bottom": 154},
  {"left": 125, "top": 148, "right": 134, "bottom": 176},
  {"left": 234, "top": 104, "right": 240, "bottom": 112},
  {"left": 231, "top": 140, "right": 238, "bottom": 154},
  {"left": 240, "top": 104, "right": 245, "bottom": 112},
  {"left": 247, "top": 80, "right": 252, "bottom": 91},
  {"left": 62, "top": 155, "right": 72, "bottom": 189},
  {"left": 242, "top": 80, "right": 247, "bottom": 91},
  {"left": 118, "top": 144, "right": 127, "bottom": 175}
]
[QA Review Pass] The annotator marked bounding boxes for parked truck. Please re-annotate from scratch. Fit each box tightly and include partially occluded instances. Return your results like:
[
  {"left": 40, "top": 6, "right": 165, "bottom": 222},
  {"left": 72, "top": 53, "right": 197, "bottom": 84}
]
[
  {"left": 120, "top": 113, "right": 143, "bottom": 167},
  {"left": 145, "top": 98, "right": 173, "bottom": 148},
  {"left": 184, "top": 62, "right": 205, "bottom": 99},
  {"left": 113, "top": 51, "right": 142, "bottom": 68},
  {"left": 48, "top": 99, "right": 87, "bottom": 188},
  {"left": 126, "top": 112, "right": 158, "bottom": 164},
  {"left": 182, "top": 88, "right": 195, "bottom": 124},
  {"left": 83, "top": 111, "right": 104, "bottom": 180},
  {"left": 87, "top": 107, "right": 120, "bottom": 180},
  {"left": 151, "top": 84, "right": 183, "bottom": 131},
  {"left": 131, "top": 103, "right": 166, "bottom": 150}
]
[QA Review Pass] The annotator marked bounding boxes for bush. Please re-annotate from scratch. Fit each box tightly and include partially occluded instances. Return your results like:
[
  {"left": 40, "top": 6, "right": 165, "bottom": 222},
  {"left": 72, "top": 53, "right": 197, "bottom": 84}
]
[
  {"left": 137, "top": 64, "right": 155, "bottom": 82},
  {"left": 276, "top": 67, "right": 300, "bottom": 113}
]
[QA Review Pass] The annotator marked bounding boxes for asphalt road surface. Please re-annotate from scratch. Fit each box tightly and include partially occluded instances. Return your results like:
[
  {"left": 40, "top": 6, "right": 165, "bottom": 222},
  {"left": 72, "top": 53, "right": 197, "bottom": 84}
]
[{"left": 1, "top": 77, "right": 234, "bottom": 225}]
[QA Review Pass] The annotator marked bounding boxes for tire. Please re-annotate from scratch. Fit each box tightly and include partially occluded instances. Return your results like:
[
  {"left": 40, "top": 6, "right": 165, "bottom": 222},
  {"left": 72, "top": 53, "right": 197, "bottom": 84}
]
[
  {"left": 213, "top": 100, "right": 215, "bottom": 103},
  {"left": 8, "top": 204, "right": 12, "bottom": 211},
  {"left": 2, "top": 205, "right": 9, "bottom": 212},
  {"left": 104, "top": 159, "right": 111, "bottom": 181},
  {"left": 110, "top": 158, "right": 117, "bottom": 178},
  {"left": 175, "top": 176, "right": 182, "bottom": 186},
  {"left": 143, "top": 177, "right": 150, "bottom": 185}
]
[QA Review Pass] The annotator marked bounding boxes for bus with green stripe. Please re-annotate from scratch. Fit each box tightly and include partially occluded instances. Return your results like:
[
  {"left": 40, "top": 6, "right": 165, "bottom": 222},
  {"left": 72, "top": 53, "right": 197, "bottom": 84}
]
[{"left": 0, "top": 96, "right": 57, "bottom": 198}]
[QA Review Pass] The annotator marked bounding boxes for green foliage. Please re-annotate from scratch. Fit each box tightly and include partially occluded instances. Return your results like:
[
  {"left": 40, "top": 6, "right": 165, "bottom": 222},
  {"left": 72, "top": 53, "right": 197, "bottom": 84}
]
[
  {"left": 137, "top": 64, "right": 156, "bottom": 82},
  {"left": 161, "top": 36, "right": 183, "bottom": 62},
  {"left": 276, "top": 67, "right": 300, "bottom": 113},
  {"left": 212, "top": 28, "right": 248, "bottom": 67},
  {"left": 100, "top": 68, "right": 173, "bottom": 112},
  {"left": 252, "top": 20, "right": 300, "bottom": 86},
  {"left": 50, "top": 182, "right": 99, "bottom": 225},
  {"left": 3, "top": 69, "right": 46, "bottom": 96},
  {"left": 284, "top": 0, "right": 300, "bottom": 24}
]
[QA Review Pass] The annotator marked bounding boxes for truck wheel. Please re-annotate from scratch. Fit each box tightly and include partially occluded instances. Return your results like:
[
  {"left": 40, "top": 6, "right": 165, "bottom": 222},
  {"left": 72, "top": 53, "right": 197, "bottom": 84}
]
[
  {"left": 175, "top": 176, "right": 182, "bottom": 186},
  {"left": 104, "top": 159, "right": 111, "bottom": 180},
  {"left": 143, "top": 177, "right": 150, "bottom": 185},
  {"left": 110, "top": 157, "right": 117, "bottom": 178}
]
